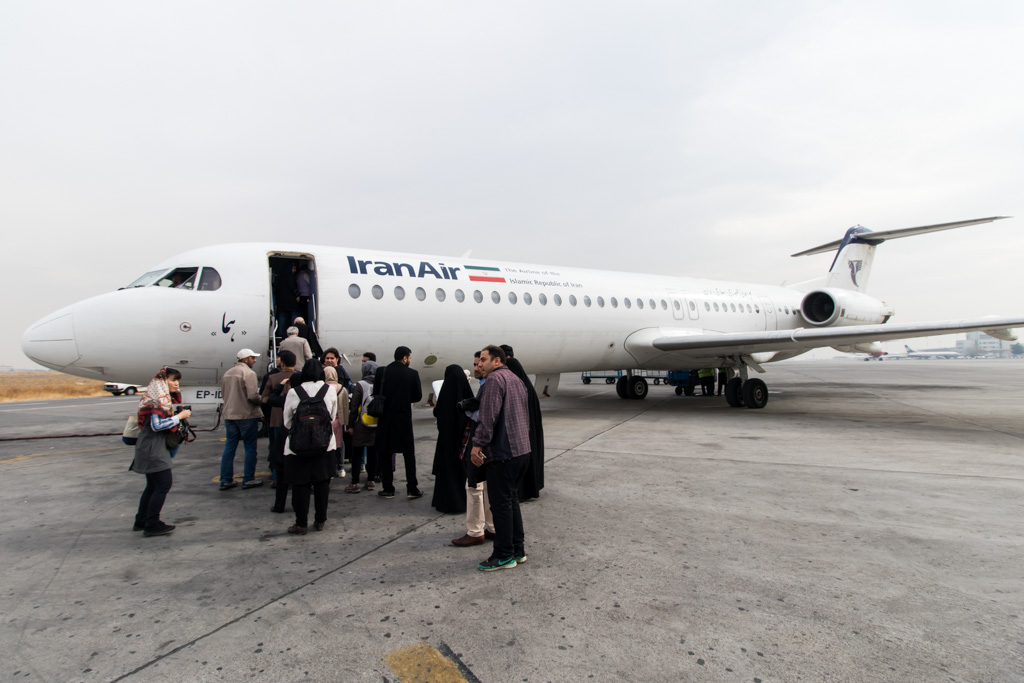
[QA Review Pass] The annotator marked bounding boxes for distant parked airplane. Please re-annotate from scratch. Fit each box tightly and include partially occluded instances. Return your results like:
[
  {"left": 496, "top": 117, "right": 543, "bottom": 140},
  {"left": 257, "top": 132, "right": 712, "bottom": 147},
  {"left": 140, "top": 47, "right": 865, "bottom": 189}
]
[{"left": 903, "top": 344, "right": 961, "bottom": 359}]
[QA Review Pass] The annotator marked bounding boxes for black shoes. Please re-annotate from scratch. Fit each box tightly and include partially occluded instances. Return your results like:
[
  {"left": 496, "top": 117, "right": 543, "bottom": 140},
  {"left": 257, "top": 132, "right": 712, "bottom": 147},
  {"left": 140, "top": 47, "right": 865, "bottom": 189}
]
[
  {"left": 270, "top": 506, "right": 285, "bottom": 513},
  {"left": 242, "top": 479, "right": 263, "bottom": 489},
  {"left": 407, "top": 488, "right": 423, "bottom": 499},
  {"left": 378, "top": 490, "right": 396, "bottom": 499},
  {"left": 133, "top": 523, "right": 145, "bottom": 531},
  {"left": 143, "top": 523, "right": 175, "bottom": 537},
  {"left": 219, "top": 481, "right": 238, "bottom": 491}
]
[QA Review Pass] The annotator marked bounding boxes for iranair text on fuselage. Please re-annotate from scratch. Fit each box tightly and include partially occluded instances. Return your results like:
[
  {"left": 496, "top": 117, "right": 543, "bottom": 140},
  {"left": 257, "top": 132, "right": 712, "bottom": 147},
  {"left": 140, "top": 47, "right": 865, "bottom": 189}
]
[{"left": 347, "top": 255, "right": 586, "bottom": 289}]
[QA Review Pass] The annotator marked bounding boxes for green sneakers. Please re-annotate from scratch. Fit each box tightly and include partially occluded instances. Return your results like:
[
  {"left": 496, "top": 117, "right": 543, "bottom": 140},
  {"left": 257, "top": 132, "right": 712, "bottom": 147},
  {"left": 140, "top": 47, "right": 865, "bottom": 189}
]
[{"left": 477, "top": 556, "right": 517, "bottom": 572}]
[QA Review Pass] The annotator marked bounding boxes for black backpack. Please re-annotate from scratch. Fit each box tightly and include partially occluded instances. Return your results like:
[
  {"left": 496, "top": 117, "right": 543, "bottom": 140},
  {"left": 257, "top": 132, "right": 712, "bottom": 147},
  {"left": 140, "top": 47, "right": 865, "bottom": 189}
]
[{"left": 289, "top": 384, "right": 333, "bottom": 456}]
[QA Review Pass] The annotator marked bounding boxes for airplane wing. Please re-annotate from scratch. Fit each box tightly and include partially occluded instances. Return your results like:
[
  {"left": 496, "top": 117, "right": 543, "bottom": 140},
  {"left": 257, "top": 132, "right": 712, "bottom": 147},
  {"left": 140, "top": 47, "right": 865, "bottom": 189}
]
[{"left": 646, "top": 316, "right": 1024, "bottom": 358}]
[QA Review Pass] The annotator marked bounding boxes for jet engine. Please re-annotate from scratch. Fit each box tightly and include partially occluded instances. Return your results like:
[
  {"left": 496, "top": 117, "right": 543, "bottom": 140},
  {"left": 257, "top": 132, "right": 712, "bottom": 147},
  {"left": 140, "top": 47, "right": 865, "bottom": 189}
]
[{"left": 799, "top": 288, "right": 894, "bottom": 327}]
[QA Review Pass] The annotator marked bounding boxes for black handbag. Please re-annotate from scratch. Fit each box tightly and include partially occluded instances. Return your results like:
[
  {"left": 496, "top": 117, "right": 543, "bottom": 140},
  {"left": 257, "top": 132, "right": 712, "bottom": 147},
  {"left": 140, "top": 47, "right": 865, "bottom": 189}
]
[{"left": 366, "top": 369, "right": 386, "bottom": 418}]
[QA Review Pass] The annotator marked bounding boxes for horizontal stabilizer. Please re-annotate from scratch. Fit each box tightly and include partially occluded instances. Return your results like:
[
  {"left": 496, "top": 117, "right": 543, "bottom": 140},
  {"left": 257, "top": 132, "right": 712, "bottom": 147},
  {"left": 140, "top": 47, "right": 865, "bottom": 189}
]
[{"left": 792, "top": 217, "right": 1010, "bottom": 257}]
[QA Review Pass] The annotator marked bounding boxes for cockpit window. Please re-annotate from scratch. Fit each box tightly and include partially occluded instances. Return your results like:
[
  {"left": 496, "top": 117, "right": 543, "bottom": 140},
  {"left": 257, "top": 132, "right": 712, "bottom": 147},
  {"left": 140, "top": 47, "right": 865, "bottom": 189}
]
[
  {"left": 125, "top": 269, "right": 169, "bottom": 288},
  {"left": 154, "top": 267, "right": 200, "bottom": 289},
  {"left": 198, "top": 267, "right": 222, "bottom": 291}
]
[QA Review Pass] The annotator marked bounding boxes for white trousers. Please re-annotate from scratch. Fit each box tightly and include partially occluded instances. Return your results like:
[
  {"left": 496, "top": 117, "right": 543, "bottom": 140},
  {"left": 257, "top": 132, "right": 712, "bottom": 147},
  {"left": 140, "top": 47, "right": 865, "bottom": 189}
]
[{"left": 466, "top": 481, "right": 494, "bottom": 537}]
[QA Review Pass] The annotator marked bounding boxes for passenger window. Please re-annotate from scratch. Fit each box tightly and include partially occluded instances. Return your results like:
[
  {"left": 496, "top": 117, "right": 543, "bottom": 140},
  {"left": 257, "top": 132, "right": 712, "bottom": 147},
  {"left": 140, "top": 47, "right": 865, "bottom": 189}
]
[
  {"left": 415, "top": 287, "right": 426, "bottom": 301},
  {"left": 509, "top": 292, "right": 518, "bottom": 304},
  {"left": 713, "top": 302, "right": 720, "bottom": 312},
  {"left": 624, "top": 298, "right": 632, "bottom": 309},
  {"left": 539, "top": 293, "right": 548, "bottom": 305},
  {"left": 748, "top": 304, "right": 754, "bottom": 313},
  {"left": 348, "top": 284, "right": 361, "bottom": 299},
  {"left": 491, "top": 291, "right": 501, "bottom": 304},
  {"left": 372, "top": 285, "right": 384, "bottom": 300},
  {"left": 660, "top": 299, "right": 667, "bottom": 310},
  {"left": 730, "top": 303, "right": 736, "bottom": 312},
  {"left": 553, "top": 294, "right": 562, "bottom": 306},
  {"left": 611, "top": 297, "right": 618, "bottom": 308},
  {"left": 584, "top": 295, "right": 592, "bottom": 307},
  {"left": 524, "top": 292, "right": 533, "bottom": 305},
  {"left": 455, "top": 289, "right": 465, "bottom": 302},
  {"left": 704, "top": 302, "right": 711, "bottom": 311},
  {"left": 650, "top": 299, "right": 657, "bottom": 310},
  {"left": 755, "top": 305, "right": 760, "bottom": 313},
  {"left": 569, "top": 295, "right": 577, "bottom": 306},
  {"left": 597, "top": 296, "right": 605, "bottom": 308},
  {"left": 688, "top": 301, "right": 695, "bottom": 311},
  {"left": 394, "top": 286, "right": 406, "bottom": 301},
  {"left": 637, "top": 299, "right": 644, "bottom": 309},
  {"left": 198, "top": 268, "right": 222, "bottom": 291},
  {"left": 473, "top": 290, "right": 483, "bottom": 303},
  {"left": 435, "top": 288, "right": 446, "bottom": 302}
]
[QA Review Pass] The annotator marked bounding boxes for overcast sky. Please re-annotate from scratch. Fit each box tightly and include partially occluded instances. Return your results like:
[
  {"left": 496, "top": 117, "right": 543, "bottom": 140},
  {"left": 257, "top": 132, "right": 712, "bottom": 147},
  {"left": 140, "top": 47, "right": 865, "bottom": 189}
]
[{"left": 3, "top": 1, "right": 1022, "bottom": 368}]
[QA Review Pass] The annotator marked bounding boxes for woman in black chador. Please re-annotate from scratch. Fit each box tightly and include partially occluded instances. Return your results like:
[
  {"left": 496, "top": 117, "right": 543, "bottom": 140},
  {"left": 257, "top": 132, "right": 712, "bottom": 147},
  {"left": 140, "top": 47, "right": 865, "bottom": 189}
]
[
  {"left": 430, "top": 364, "right": 473, "bottom": 513},
  {"left": 505, "top": 357, "right": 545, "bottom": 500}
]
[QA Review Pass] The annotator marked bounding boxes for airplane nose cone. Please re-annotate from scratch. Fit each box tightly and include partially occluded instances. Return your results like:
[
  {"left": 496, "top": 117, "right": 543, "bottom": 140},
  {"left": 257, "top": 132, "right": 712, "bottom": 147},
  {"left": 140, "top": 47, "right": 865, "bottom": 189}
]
[{"left": 22, "top": 306, "right": 81, "bottom": 370}]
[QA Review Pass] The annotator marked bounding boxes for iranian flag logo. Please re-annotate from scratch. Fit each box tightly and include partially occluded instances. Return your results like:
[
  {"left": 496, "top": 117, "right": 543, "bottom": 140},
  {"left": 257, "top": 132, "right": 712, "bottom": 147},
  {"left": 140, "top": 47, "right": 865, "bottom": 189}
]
[{"left": 464, "top": 265, "right": 506, "bottom": 283}]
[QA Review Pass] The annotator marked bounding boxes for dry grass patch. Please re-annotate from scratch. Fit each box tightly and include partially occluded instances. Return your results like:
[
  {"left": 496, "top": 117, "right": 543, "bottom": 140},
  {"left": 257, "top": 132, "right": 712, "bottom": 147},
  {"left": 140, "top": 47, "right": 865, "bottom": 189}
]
[{"left": 0, "top": 373, "right": 108, "bottom": 402}]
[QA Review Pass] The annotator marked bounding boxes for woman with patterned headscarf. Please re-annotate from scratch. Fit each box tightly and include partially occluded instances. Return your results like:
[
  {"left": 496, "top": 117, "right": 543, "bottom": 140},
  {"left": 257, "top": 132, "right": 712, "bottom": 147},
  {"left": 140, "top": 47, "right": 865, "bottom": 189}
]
[{"left": 130, "top": 367, "right": 191, "bottom": 537}]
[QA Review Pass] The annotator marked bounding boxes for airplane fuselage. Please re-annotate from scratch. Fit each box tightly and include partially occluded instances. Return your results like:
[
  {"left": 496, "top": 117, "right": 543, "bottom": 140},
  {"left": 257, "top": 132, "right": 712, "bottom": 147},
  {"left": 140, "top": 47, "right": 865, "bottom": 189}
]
[{"left": 23, "top": 243, "right": 852, "bottom": 397}]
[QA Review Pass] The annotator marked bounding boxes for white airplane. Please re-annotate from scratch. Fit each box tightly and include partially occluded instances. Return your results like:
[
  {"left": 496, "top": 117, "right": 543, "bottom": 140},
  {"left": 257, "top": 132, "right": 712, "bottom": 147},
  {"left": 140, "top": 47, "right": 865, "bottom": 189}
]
[
  {"left": 902, "top": 344, "right": 961, "bottom": 359},
  {"left": 21, "top": 216, "right": 1023, "bottom": 410}
]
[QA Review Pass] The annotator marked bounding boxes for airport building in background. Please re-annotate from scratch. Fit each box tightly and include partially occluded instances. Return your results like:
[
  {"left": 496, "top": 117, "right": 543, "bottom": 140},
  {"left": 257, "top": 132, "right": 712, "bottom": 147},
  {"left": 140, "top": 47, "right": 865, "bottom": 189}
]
[{"left": 956, "top": 332, "right": 1013, "bottom": 358}]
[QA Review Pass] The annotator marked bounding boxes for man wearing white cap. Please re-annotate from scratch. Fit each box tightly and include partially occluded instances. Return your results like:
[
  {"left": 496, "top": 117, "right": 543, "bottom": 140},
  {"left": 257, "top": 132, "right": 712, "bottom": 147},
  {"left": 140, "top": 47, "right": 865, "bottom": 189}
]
[{"left": 219, "top": 348, "right": 264, "bottom": 491}]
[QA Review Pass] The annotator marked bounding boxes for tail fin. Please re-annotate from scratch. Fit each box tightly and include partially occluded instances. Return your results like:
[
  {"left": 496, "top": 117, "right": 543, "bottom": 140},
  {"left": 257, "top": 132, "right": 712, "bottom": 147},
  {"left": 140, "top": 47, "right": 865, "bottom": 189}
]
[
  {"left": 791, "top": 216, "right": 1009, "bottom": 293},
  {"left": 905, "top": 344, "right": 915, "bottom": 353}
]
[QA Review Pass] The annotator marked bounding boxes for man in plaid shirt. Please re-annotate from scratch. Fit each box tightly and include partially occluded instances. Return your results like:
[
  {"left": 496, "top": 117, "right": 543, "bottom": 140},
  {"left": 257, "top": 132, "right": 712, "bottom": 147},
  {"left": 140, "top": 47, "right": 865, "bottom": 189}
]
[{"left": 470, "top": 344, "right": 531, "bottom": 571}]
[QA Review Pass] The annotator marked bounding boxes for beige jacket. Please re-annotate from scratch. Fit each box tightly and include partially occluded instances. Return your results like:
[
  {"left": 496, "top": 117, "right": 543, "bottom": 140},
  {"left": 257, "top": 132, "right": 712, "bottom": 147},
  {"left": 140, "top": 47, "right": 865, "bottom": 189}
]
[
  {"left": 221, "top": 362, "right": 262, "bottom": 420},
  {"left": 279, "top": 336, "right": 313, "bottom": 363}
]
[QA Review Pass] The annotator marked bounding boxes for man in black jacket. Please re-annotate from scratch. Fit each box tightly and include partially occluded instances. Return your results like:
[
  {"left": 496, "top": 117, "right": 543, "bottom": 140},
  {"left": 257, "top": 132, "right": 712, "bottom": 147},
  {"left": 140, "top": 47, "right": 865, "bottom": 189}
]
[{"left": 374, "top": 346, "right": 424, "bottom": 499}]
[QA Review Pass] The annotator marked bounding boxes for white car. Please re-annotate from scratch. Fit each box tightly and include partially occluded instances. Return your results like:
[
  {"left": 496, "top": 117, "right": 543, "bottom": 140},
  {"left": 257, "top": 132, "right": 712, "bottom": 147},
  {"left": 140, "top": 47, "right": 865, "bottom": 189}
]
[{"left": 104, "top": 382, "right": 146, "bottom": 396}]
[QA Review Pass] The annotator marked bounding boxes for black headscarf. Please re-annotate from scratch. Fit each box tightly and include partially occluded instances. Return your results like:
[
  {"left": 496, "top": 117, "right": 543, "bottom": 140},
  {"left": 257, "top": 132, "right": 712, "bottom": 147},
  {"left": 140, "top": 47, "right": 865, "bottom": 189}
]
[
  {"left": 299, "top": 358, "right": 325, "bottom": 384},
  {"left": 505, "top": 357, "right": 545, "bottom": 499},
  {"left": 430, "top": 364, "right": 473, "bottom": 513}
]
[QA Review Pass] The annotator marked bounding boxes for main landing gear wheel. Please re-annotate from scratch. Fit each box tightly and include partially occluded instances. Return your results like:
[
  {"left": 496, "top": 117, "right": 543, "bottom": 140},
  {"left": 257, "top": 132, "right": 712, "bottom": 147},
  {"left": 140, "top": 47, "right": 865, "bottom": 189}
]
[
  {"left": 615, "top": 376, "right": 628, "bottom": 398},
  {"left": 741, "top": 378, "right": 768, "bottom": 409},
  {"left": 725, "top": 378, "right": 745, "bottom": 408},
  {"left": 627, "top": 376, "right": 648, "bottom": 400}
]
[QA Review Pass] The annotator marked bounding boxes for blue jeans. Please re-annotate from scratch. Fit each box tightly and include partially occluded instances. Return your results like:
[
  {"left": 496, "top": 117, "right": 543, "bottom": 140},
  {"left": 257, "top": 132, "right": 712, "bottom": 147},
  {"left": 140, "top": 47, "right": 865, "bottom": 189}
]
[{"left": 220, "top": 419, "right": 258, "bottom": 484}]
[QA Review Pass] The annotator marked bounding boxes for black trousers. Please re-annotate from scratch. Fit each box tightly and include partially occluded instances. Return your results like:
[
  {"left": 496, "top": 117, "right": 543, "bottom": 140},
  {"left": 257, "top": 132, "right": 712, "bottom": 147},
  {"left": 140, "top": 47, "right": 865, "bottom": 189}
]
[
  {"left": 485, "top": 454, "right": 529, "bottom": 560},
  {"left": 272, "top": 465, "right": 289, "bottom": 511},
  {"left": 351, "top": 445, "right": 378, "bottom": 485},
  {"left": 135, "top": 469, "right": 173, "bottom": 530},
  {"left": 291, "top": 479, "right": 330, "bottom": 528},
  {"left": 381, "top": 448, "right": 418, "bottom": 494}
]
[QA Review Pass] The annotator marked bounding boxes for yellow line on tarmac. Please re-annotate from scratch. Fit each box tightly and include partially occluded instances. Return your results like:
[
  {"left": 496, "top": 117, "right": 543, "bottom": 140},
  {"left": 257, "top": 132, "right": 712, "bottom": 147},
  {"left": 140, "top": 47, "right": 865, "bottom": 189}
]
[
  {"left": 0, "top": 446, "right": 120, "bottom": 466},
  {"left": 385, "top": 643, "right": 469, "bottom": 683}
]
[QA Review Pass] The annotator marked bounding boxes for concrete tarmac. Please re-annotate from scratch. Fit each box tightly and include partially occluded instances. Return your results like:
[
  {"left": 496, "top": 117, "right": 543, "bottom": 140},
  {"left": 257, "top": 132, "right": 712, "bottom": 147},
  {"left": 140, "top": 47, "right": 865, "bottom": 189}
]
[{"left": 1, "top": 360, "right": 1022, "bottom": 682}]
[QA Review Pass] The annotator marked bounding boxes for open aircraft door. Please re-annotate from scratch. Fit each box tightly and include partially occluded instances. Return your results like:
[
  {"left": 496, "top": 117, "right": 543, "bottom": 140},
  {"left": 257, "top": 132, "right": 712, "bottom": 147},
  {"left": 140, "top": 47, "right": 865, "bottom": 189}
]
[{"left": 268, "top": 251, "right": 319, "bottom": 363}]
